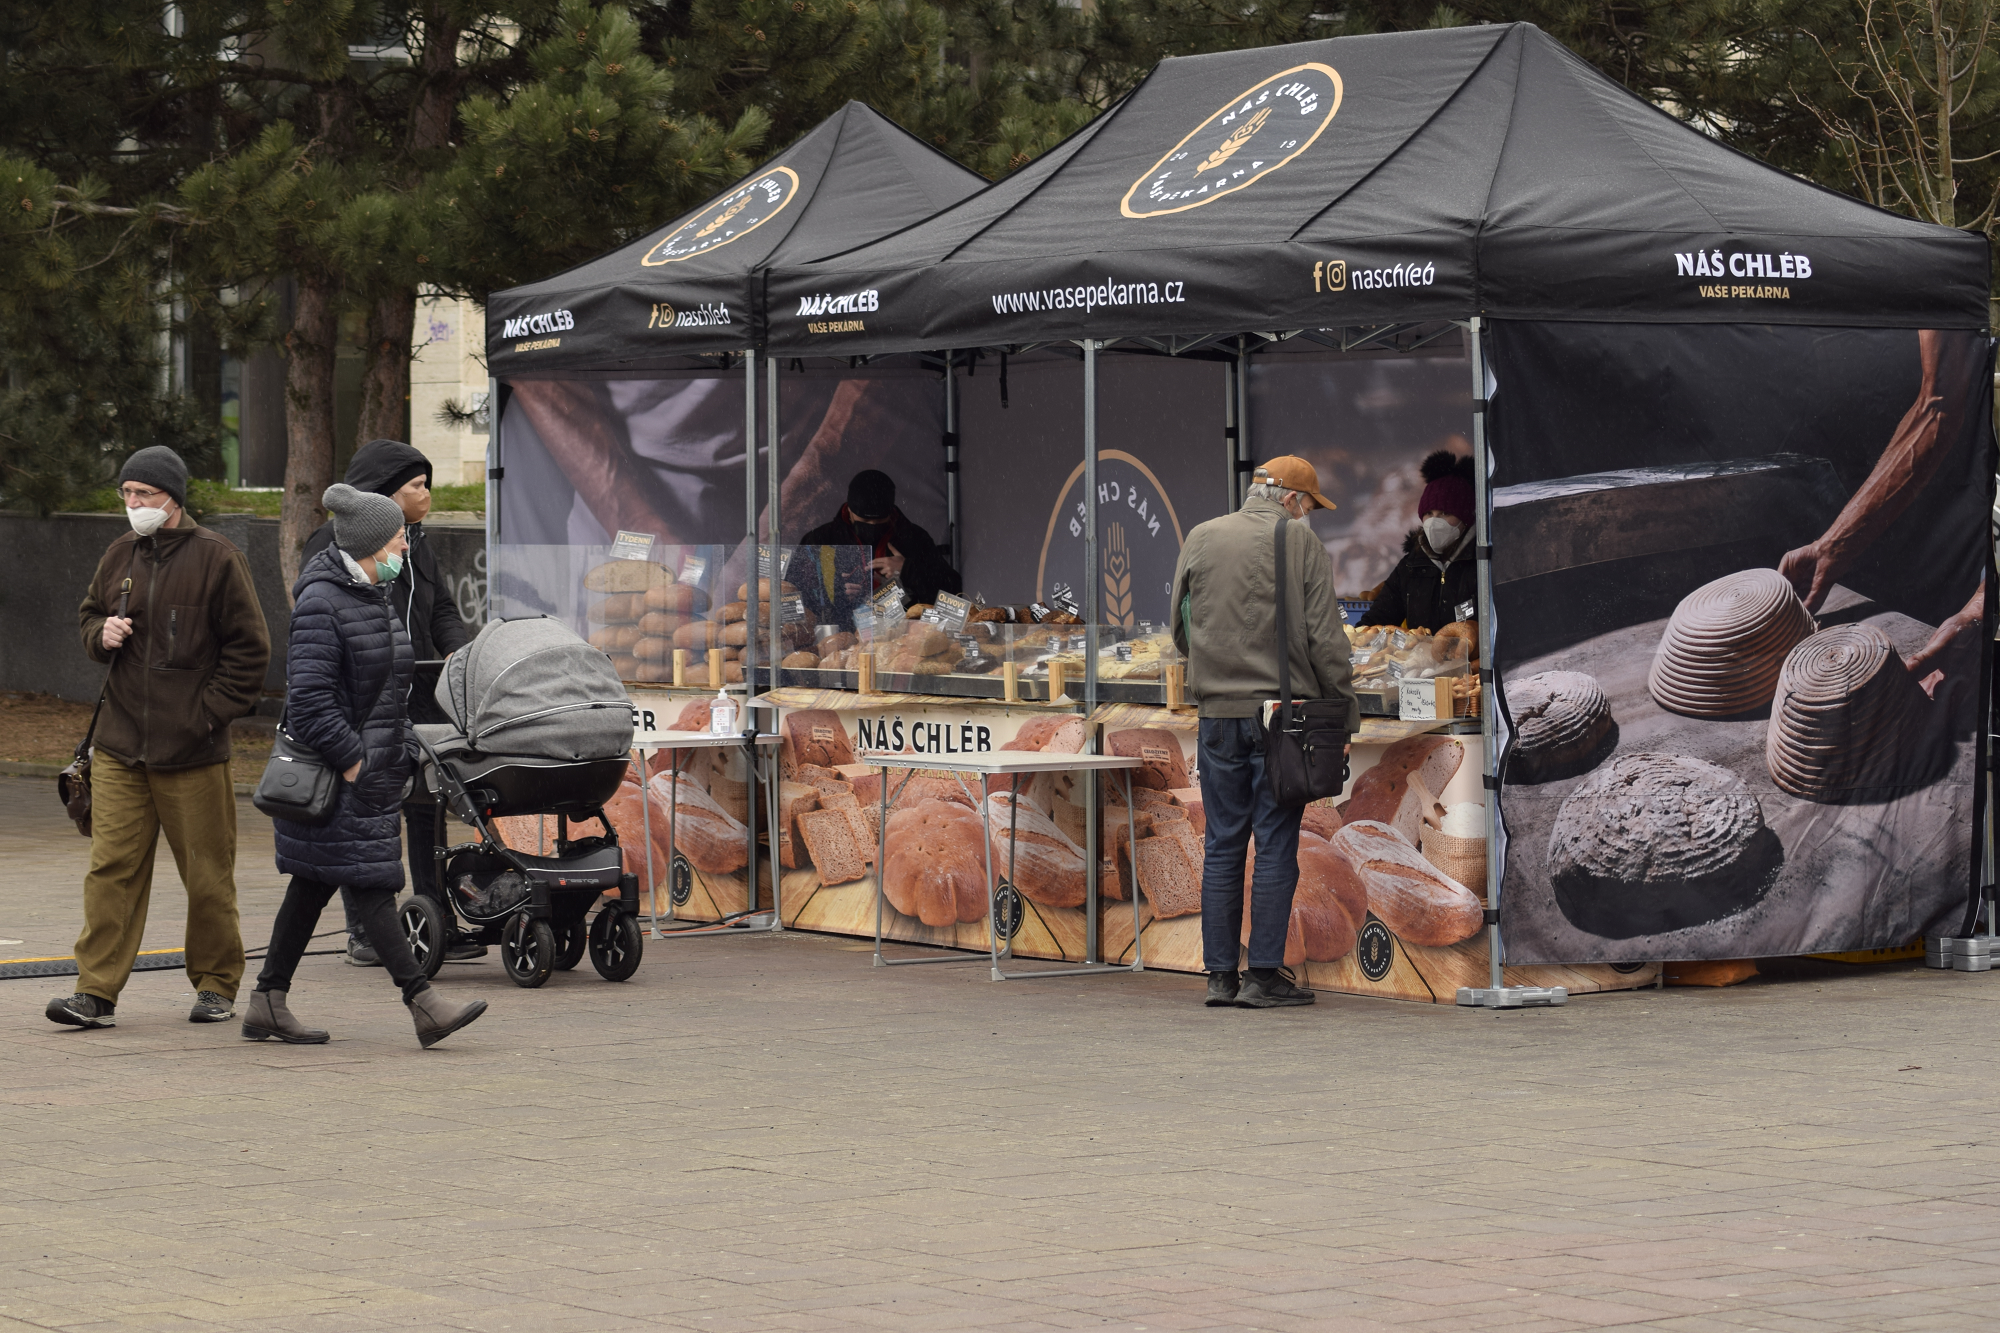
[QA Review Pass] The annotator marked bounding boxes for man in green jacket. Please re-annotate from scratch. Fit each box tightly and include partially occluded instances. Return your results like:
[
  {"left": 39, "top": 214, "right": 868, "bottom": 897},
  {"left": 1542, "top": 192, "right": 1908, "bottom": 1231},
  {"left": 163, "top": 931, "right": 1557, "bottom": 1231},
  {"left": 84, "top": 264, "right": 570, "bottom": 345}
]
[
  {"left": 47, "top": 447, "right": 271, "bottom": 1030},
  {"left": 1171, "top": 456, "right": 1358, "bottom": 1010}
]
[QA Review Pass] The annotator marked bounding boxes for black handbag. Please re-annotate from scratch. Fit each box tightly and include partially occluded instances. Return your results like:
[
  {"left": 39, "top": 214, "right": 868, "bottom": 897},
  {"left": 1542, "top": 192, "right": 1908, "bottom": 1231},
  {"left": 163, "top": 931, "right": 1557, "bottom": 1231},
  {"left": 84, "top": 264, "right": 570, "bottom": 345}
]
[
  {"left": 1262, "top": 518, "right": 1352, "bottom": 807},
  {"left": 58, "top": 566, "right": 135, "bottom": 838},
  {"left": 253, "top": 715, "right": 341, "bottom": 824}
]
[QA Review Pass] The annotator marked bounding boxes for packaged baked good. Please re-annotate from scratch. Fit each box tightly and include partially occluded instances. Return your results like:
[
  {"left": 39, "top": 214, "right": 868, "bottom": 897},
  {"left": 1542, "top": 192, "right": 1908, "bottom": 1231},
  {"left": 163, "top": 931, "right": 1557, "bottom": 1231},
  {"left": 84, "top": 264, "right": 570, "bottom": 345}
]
[{"left": 584, "top": 560, "right": 672, "bottom": 593}]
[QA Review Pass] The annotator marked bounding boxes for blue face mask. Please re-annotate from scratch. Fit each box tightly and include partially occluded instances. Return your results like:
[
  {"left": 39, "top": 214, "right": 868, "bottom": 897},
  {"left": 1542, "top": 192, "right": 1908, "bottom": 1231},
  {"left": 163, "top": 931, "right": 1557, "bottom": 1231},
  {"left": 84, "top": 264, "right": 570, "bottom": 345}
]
[{"left": 375, "top": 552, "right": 404, "bottom": 583}]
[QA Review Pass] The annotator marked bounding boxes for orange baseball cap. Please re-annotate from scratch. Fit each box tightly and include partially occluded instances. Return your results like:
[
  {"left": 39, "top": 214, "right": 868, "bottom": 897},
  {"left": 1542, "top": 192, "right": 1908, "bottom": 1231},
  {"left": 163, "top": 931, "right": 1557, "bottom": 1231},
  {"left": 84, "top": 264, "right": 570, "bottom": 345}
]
[{"left": 1252, "top": 456, "right": 1336, "bottom": 511}]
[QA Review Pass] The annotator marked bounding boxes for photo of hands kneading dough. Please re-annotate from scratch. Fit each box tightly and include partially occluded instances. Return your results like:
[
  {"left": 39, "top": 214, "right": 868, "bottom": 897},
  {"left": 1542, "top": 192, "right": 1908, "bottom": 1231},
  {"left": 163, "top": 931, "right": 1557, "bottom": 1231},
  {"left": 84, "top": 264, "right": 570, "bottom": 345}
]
[
  {"left": 1489, "top": 325, "right": 1991, "bottom": 964},
  {"left": 490, "top": 371, "right": 947, "bottom": 627}
]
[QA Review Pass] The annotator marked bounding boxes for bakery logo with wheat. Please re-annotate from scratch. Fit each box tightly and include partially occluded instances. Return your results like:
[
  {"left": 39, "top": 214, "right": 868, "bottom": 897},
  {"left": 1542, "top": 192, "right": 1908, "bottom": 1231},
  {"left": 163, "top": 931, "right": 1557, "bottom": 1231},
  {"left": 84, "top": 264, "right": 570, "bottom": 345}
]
[
  {"left": 1121, "top": 64, "right": 1342, "bottom": 219},
  {"left": 641, "top": 166, "right": 801, "bottom": 266},
  {"left": 1037, "top": 453, "right": 1185, "bottom": 629}
]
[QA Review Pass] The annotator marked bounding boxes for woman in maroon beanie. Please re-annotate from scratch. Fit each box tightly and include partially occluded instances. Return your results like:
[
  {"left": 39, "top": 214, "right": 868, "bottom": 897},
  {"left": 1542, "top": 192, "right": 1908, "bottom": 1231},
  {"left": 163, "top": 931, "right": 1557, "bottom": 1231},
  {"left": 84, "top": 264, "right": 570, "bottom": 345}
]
[{"left": 1358, "top": 450, "right": 1479, "bottom": 632}]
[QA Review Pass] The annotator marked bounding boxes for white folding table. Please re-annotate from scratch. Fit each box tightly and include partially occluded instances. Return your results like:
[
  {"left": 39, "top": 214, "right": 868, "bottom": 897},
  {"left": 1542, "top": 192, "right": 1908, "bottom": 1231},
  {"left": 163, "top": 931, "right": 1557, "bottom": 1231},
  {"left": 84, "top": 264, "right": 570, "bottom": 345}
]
[
  {"left": 856, "top": 749, "right": 1146, "bottom": 981},
  {"left": 630, "top": 730, "right": 783, "bottom": 936}
]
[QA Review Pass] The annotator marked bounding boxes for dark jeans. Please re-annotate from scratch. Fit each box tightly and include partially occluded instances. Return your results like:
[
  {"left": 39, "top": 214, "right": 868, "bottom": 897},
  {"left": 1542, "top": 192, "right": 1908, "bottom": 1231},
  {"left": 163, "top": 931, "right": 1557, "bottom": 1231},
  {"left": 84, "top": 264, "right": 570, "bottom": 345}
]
[
  {"left": 260, "top": 875, "right": 430, "bottom": 1004},
  {"left": 346, "top": 804, "right": 442, "bottom": 945},
  {"left": 1198, "top": 716, "right": 1304, "bottom": 972}
]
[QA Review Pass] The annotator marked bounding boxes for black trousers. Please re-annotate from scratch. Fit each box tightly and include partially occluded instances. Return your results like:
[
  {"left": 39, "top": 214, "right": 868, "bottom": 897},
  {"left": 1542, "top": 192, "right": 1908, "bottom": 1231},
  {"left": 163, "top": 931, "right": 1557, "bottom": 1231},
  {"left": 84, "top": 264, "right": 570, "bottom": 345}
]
[
  {"left": 345, "top": 804, "right": 444, "bottom": 944},
  {"left": 260, "top": 875, "right": 429, "bottom": 1003}
]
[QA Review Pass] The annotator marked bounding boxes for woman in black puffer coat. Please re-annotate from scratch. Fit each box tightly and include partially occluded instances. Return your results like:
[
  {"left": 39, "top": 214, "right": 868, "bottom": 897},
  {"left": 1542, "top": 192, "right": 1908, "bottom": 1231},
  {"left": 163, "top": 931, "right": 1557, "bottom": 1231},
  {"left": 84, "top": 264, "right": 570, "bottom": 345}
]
[{"left": 244, "top": 484, "right": 487, "bottom": 1050}]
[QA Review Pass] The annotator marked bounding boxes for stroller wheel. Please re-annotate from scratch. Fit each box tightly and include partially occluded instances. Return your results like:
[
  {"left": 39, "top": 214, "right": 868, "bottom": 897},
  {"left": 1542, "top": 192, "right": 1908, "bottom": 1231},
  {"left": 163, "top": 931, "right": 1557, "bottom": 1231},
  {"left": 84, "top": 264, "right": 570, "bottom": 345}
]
[
  {"left": 501, "top": 912, "right": 555, "bottom": 988},
  {"left": 553, "top": 918, "right": 588, "bottom": 971},
  {"left": 589, "top": 909, "right": 643, "bottom": 982},
  {"left": 398, "top": 895, "right": 448, "bottom": 980}
]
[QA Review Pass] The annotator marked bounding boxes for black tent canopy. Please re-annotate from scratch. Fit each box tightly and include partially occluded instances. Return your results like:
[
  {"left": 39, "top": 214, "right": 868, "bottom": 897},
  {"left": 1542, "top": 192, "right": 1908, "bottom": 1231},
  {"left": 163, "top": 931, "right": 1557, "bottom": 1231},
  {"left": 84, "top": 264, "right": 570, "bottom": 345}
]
[
  {"left": 487, "top": 100, "right": 987, "bottom": 375},
  {"left": 765, "top": 24, "right": 1988, "bottom": 355}
]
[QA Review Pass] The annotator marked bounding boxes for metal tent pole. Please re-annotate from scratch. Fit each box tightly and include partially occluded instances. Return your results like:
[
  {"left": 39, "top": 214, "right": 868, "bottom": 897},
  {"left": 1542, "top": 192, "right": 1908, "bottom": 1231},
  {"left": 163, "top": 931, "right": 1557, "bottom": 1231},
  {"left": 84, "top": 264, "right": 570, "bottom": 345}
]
[
  {"left": 1082, "top": 338, "right": 1101, "bottom": 965},
  {"left": 1235, "top": 341, "right": 1253, "bottom": 508},
  {"left": 945, "top": 352, "right": 962, "bottom": 569},
  {"left": 742, "top": 348, "right": 761, "bottom": 920},
  {"left": 765, "top": 352, "right": 783, "bottom": 931},
  {"left": 1223, "top": 353, "right": 1239, "bottom": 512},
  {"left": 1457, "top": 316, "right": 1564, "bottom": 1009}
]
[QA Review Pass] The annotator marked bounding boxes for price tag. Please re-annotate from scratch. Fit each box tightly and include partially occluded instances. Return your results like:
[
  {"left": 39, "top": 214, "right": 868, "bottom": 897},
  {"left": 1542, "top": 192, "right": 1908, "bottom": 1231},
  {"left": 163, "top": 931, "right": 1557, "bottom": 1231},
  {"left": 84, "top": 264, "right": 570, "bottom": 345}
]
[
  {"left": 933, "top": 591, "right": 971, "bottom": 634},
  {"left": 872, "top": 584, "right": 905, "bottom": 622},
  {"left": 1455, "top": 598, "right": 1477, "bottom": 623},
  {"left": 678, "top": 554, "right": 707, "bottom": 586},
  {"left": 1029, "top": 602, "right": 1051, "bottom": 623},
  {"left": 1049, "top": 583, "right": 1081, "bottom": 618},
  {"left": 610, "top": 530, "right": 656, "bottom": 562},
  {"left": 757, "top": 544, "right": 796, "bottom": 579},
  {"left": 781, "top": 595, "right": 808, "bottom": 624},
  {"left": 853, "top": 605, "right": 876, "bottom": 638},
  {"left": 1399, "top": 678, "right": 1442, "bottom": 721}
]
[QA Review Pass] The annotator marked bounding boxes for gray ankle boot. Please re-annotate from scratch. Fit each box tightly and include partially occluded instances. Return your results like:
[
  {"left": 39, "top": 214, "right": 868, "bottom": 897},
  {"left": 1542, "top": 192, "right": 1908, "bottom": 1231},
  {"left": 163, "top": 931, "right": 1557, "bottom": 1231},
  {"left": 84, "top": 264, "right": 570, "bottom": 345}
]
[
  {"left": 408, "top": 986, "right": 487, "bottom": 1049},
  {"left": 241, "top": 989, "right": 329, "bottom": 1044}
]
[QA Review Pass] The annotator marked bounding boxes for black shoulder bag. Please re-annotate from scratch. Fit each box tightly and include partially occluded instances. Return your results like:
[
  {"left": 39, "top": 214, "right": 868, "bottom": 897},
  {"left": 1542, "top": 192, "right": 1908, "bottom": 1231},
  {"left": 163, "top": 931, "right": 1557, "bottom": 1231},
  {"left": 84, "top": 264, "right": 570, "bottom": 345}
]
[
  {"left": 58, "top": 566, "right": 135, "bottom": 838},
  {"left": 1263, "top": 518, "right": 1352, "bottom": 806},
  {"left": 252, "top": 709, "right": 341, "bottom": 825}
]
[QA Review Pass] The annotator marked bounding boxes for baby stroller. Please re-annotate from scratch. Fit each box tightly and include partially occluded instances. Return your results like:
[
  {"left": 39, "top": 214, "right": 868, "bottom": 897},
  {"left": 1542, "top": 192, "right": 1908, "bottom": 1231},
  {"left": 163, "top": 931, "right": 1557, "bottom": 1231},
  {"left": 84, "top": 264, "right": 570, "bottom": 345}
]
[{"left": 401, "top": 616, "right": 643, "bottom": 988}]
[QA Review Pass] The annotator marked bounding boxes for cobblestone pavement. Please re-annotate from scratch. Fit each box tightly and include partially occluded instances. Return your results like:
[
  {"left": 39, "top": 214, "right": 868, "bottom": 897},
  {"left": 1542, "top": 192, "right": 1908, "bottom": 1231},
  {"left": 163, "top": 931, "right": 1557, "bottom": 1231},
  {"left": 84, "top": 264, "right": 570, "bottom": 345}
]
[{"left": 2, "top": 774, "right": 1998, "bottom": 1331}]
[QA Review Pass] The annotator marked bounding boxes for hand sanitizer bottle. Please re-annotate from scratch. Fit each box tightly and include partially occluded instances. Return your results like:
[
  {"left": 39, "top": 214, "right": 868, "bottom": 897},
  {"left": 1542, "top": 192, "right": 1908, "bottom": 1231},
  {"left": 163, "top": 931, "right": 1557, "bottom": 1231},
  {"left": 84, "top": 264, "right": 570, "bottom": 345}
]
[{"left": 708, "top": 687, "right": 738, "bottom": 736}]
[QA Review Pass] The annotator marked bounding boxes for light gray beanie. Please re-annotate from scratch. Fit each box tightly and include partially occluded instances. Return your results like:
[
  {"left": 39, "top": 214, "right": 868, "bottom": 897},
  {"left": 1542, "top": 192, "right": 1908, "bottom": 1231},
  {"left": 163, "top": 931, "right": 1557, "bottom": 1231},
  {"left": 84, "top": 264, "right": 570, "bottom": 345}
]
[{"left": 323, "top": 482, "right": 405, "bottom": 556}]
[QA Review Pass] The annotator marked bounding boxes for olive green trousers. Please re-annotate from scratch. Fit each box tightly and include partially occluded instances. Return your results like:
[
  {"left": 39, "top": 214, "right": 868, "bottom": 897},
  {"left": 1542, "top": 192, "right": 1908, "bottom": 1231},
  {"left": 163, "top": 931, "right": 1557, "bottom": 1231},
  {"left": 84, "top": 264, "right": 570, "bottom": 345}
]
[{"left": 75, "top": 754, "right": 244, "bottom": 1003}]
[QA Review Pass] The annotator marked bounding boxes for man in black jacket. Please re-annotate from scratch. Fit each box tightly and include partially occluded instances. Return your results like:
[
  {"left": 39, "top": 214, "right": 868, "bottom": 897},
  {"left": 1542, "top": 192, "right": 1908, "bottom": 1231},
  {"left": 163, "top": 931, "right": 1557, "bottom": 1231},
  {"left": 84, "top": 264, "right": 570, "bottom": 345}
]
[
  {"left": 792, "top": 470, "right": 960, "bottom": 629},
  {"left": 301, "top": 439, "right": 477, "bottom": 964}
]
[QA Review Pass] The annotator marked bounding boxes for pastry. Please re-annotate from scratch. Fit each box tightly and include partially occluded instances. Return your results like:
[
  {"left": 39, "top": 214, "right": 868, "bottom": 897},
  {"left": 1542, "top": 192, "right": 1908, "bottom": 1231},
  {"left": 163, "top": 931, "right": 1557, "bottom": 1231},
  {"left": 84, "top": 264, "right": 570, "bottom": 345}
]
[
  {"left": 1505, "top": 670, "right": 1615, "bottom": 782},
  {"left": 1648, "top": 568, "right": 1816, "bottom": 718}
]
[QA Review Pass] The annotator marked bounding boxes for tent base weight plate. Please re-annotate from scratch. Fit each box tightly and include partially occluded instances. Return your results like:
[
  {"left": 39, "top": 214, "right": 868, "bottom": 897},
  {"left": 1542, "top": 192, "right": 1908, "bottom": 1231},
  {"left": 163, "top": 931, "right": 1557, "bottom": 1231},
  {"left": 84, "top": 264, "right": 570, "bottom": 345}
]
[{"left": 1457, "top": 985, "right": 1567, "bottom": 1009}]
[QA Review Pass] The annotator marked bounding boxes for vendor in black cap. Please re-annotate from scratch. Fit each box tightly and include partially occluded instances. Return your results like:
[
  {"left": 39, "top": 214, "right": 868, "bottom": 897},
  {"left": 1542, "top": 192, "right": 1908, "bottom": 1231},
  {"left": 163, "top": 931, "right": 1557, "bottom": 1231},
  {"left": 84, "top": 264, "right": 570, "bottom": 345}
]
[{"left": 792, "top": 469, "right": 961, "bottom": 629}]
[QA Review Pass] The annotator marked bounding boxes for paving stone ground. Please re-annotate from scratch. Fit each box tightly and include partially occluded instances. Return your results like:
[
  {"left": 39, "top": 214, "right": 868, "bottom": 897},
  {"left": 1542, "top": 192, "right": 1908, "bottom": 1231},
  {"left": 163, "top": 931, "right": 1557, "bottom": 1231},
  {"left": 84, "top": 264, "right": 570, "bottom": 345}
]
[{"left": 2, "top": 773, "right": 1998, "bottom": 1331}]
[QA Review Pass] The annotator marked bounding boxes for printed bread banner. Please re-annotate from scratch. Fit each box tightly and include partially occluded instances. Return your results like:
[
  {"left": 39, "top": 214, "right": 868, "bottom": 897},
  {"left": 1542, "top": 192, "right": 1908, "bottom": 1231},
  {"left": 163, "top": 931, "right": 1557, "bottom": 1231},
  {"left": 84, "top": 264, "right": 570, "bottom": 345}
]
[
  {"left": 755, "top": 693, "right": 1656, "bottom": 999},
  {"left": 1488, "top": 323, "right": 1990, "bottom": 964}
]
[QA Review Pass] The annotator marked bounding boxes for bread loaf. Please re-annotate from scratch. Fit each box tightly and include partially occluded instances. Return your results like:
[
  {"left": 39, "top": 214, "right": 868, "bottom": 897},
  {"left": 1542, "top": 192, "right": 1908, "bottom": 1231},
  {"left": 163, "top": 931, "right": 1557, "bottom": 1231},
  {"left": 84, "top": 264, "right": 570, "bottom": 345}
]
[
  {"left": 584, "top": 559, "right": 671, "bottom": 593},
  {"left": 1242, "top": 831, "right": 1366, "bottom": 966},
  {"left": 980, "top": 792, "right": 1085, "bottom": 908},
  {"left": 1001, "top": 715, "right": 1086, "bottom": 754},
  {"left": 819, "top": 630, "right": 858, "bottom": 654},
  {"left": 1329, "top": 820, "right": 1482, "bottom": 947},
  {"left": 1134, "top": 834, "right": 1201, "bottom": 918},
  {"left": 776, "top": 781, "right": 820, "bottom": 869},
  {"left": 633, "top": 635, "right": 671, "bottom": 663},
  {"left": 637, "top": 609, "right": 683, "bottom": 637},
  {"left": 783, "top": 709, "right": 856, "bottom": 770},
  {"left": 781, "top": 651, "right": 819, "bottom": 669},
  {"left": 719, "top": 600, "right": 747, "bottom": 624},
  {"left": 798, "top": 808, "right": 869, "bottom": 885},
  {"left": 736, "top": 580, "right": 798, "bottom": 602},
  {"left": 1300, "top": 801, "right": 1342, "bottom": 841},
  {"left": 673, "top": 620, "right": 726, "bottom": 649},
  {"left": 643, "top": 582, "right": 701, "bottom": 613},
  {"left": 882, "top": 800, "right": 991, "bottom": 926},
  {"left": 608, "top": 654, "right": 638, "bottom": 680},
  {"left": 587, "top": 592, "right": 646, "bottom": 624},
  {"left": 1166, "top": 787, "right": 1206, "bottom": 836},
  {"left": 652, "top": 773, "right": 749, "bottom": 875},
  {"left": 1108, "top": 729, "right": 1190, "bottom": 790},
  {"left": 1345, "top": 735, "right": 1463, "bottom": 845}
]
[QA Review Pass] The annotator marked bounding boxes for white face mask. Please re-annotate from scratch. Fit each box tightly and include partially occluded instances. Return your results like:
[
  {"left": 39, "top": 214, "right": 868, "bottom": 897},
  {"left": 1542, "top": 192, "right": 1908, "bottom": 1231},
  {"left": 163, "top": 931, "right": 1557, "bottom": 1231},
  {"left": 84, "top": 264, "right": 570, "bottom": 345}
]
[
  {"left": 1422, "top": 516, "right": 1464, "bottom": 551},
  {"left": 128, "top": 503, "right": 172, "bottom": 537}
]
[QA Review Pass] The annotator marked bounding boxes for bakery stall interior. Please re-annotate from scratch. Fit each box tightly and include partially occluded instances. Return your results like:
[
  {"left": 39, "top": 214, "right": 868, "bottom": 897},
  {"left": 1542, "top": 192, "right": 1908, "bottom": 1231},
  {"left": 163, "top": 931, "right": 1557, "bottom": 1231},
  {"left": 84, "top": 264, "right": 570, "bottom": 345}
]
[{"left": 477, "top": 23, "right": 1994, "bottom": 1002}]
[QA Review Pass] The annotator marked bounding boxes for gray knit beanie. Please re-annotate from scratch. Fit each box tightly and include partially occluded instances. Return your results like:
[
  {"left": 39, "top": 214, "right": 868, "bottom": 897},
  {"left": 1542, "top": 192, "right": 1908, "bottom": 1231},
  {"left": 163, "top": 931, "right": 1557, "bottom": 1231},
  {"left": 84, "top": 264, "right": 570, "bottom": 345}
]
[
  {"left": 118, "top": 446, "right": 188, "bottom": 509},
  {"left": 323, "top": 483, "right": 405, "bottom": 556}
]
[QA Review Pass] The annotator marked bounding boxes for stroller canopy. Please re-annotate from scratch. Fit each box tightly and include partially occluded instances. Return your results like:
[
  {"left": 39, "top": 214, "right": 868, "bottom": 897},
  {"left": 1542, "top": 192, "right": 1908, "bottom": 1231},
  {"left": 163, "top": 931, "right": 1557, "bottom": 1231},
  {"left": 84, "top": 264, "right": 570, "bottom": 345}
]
[{"left": 437, "top": 618, "right": 634, "bottom": 761}]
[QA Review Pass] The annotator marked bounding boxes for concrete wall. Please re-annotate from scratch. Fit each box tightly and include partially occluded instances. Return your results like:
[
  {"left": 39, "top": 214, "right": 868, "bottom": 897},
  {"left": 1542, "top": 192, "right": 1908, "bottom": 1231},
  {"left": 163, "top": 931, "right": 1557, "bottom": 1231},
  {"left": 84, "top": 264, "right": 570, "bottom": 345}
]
[{"left": 0, "top": 513, "right": 487, "bottom": 704}]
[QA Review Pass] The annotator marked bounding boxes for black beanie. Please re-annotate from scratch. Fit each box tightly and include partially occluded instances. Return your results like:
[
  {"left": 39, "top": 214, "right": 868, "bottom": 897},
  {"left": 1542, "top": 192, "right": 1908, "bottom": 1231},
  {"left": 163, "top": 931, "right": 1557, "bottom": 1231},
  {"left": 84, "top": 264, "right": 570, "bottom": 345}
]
[
  {"left": 846, "top": 470, "right": 895, "bottom": 519},
  {"left": 118, "top": 446, "right": 189, "bottom": 509}
]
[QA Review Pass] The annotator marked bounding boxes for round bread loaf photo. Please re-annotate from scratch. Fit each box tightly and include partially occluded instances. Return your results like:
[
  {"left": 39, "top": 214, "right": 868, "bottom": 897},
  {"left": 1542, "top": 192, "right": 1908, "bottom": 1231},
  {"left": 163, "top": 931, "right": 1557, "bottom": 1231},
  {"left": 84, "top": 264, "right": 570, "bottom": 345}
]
[
  {"left": 1504, "top": 670, "right": 1616, "bottom": 782},
  {"left": 883, "top": 799, "right": 992, "bottom": 926},
  {"left": 1648, "top": 569, "right": 1816, "bottom": 718},
  {"left": 1548, "top": 752, "right": 1780, "bottom": 938}
]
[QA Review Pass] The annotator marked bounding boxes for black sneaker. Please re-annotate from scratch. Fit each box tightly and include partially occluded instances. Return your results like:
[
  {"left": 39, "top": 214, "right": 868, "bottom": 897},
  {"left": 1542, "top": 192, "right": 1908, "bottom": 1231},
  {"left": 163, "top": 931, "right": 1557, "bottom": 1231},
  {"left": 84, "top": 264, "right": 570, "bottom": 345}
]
[
  {"left": 189, "top": 990, "right": 235, "bottom": 1023},
  {"left": 345, "top": 939, "right": 381, "bottom": 967},
  {"left": 46, "top": 992, "right": 116, "bottom": 1028},
  {"left": 1205, "top": 971, "right": 1240, "bottom": 1006},
  {"left": 444, "top": 937, "right": 489, "bottom": 962},
  {"left": 1237, "top": 968, "right": 1315, "bottom": 1008}
]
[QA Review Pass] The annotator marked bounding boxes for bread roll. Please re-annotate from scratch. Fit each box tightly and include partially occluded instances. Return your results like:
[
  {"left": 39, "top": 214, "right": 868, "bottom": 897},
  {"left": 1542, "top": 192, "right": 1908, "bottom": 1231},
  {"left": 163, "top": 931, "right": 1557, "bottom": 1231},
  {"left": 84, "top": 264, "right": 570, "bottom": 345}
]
[
  {"left": 719, "top": 600, "right": 747, "bottom": 623},
  {"left": 905, "top": 603, "right": 931, "bottom": 619},
  {"left": 587, "top": 592, "right": 645, "bottom": 624},
  {"left": 735, "top": 580, "right": 798, "bottom": 602},
  {"left": 643, "top": 582, "right": 701, "bottom": 613},
  {"left": 587, "top": 625, "right": 623, "bottom": 651},
  {"left": 780, "top": 650, "right": 819, "bottom": 669},
  {"left": 609, "top": 653, "right": 638, "bottom": 680},
  {"left": 584, "top": 559, "right": 671, "bottom": 593},
  {"left": 633, "top": 635, "right": 671, "bottom": 663}
]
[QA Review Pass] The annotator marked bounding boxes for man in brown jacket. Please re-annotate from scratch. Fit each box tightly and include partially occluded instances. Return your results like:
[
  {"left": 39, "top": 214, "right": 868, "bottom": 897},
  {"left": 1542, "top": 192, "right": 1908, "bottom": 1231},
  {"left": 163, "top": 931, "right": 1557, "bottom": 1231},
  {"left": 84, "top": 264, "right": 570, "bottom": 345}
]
[
  {"left": 1171, "top": 456, "right": 1358, "bottom": 1010},
  {"left": 46, "top": 447, "right": 271, "bottom": 1029}
]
